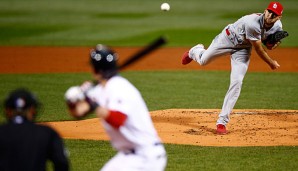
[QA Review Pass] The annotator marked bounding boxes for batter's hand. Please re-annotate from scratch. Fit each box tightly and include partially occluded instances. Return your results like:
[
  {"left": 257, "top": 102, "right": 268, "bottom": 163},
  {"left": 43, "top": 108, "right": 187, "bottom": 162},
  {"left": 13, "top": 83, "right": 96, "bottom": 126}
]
[
  {"left": 65, "top": 86, "right": 85, "bottom": 104},
  {"left": 80, "top": 81, "right": 94, "bottom": 92},
  {"left": 64, "top": 86, "right": 92, "bottom": 119}
]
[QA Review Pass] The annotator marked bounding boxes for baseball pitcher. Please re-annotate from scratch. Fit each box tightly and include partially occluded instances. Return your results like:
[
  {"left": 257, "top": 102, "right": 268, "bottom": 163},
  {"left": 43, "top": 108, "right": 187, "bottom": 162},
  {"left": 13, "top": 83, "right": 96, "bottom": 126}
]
[{"left": 181, "top": 2, "right": 288, "bottom": 134}]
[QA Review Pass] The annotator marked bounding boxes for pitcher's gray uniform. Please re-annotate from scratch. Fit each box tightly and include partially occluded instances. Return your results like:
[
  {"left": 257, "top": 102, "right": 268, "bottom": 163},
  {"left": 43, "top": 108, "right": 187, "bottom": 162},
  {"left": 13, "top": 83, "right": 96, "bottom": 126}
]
[{"left": 181, "top": 2, "right": 284, "bottom": 134}]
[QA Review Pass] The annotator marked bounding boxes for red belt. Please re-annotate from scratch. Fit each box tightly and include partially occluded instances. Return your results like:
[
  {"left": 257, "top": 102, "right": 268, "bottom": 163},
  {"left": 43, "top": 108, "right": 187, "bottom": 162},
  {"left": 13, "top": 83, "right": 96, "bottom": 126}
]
[{"left": 225, "top": 29, "right": 230, "bottom": 36}]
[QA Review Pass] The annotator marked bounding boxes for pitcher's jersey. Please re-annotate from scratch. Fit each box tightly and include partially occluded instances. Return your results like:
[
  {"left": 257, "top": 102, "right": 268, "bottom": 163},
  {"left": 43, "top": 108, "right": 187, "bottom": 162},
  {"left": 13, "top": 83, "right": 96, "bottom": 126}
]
[
  {"left": 227, "top": 13, "right": 282, "bottom": 46},
  {"left": 87, "top": 75, "right": 161, "bottom": 152}
]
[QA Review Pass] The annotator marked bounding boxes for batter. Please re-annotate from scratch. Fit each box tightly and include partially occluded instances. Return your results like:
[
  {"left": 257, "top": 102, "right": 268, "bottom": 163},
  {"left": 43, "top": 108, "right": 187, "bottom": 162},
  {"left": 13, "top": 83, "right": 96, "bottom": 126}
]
[
  {"left": 181, "top": 2, "right": 284, "bottom": 134},
  {"left": 65, "top": 44, "right": 167, "bottom": 171}
]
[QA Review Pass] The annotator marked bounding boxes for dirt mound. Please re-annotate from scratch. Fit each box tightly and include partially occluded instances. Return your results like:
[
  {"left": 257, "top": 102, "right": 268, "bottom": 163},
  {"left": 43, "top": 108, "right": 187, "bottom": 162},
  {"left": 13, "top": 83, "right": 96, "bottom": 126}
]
[{"left": 44, "top": 109, "right": 298, "bottom": 146}]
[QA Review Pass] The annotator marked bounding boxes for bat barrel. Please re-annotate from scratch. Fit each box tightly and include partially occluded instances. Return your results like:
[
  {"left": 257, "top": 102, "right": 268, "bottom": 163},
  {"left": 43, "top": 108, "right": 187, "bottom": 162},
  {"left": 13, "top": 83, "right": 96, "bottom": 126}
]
[{"left": 118, "top": 36, "right": 167, "bottom": 70}]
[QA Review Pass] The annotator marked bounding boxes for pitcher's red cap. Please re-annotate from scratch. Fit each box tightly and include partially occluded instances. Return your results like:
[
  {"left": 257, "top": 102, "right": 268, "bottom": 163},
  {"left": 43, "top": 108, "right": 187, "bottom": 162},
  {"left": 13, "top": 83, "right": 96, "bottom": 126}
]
[{"left": 267, "top": 2, "right": 283, "bottom": 16}]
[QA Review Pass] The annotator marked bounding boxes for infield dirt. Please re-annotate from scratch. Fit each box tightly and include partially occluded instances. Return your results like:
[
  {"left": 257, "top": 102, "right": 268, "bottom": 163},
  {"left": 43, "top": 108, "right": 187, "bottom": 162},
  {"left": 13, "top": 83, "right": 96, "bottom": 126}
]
[{"left": 1, "top": 46, "right": 297, "bottom": 146}]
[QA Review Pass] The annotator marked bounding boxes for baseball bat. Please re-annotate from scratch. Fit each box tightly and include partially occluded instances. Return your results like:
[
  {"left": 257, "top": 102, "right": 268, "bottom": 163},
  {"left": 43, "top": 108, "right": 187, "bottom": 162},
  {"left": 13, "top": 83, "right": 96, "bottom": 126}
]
[
  {"left": 118, "top": 36, "right": 167, "bottom": 70},
  {"left": 73, "top": 36, "right": 167, "bottom": 118}
]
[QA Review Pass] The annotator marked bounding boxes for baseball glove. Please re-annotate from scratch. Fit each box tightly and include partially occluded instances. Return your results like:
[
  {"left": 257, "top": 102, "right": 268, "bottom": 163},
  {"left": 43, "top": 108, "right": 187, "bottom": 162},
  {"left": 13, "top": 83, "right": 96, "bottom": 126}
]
[{"left": 262, "top": 31, "right": 289, "bottom": 48}]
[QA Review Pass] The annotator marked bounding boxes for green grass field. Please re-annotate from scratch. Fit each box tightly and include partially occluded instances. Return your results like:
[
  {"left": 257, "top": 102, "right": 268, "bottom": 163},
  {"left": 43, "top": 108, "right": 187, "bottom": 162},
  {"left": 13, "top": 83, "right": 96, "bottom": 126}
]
[
  {"left": 1, "top": 71, "right": 297, "bottom": 123},
  {"left": 1, "top": 0, "right": 298, "bottom": 170},
  {"left": 64, "top": 140, "right": 298, "bottom": 171}
]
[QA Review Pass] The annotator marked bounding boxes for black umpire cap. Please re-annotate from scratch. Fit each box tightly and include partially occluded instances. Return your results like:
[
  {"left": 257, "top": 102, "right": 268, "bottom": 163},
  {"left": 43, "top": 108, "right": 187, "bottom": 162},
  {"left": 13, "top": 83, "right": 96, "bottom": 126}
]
[{"left": 4, "top": 88, "right": 39, "bottom": 112}]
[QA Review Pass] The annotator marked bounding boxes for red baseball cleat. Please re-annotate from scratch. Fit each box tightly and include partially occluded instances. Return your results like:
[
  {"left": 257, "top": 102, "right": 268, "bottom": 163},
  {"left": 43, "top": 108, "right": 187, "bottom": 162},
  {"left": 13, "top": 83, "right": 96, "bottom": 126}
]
[
  {"left": 181, "top": 51, "right": 193, "bottom": 65},
  {"left": 216, "top": 124, "right": 227, "bottom": 135}
]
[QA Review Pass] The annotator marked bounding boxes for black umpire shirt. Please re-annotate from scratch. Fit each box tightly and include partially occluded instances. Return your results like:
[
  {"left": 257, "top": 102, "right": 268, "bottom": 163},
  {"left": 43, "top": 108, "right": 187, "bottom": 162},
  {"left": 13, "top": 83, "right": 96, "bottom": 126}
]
[{"left": 0, "top": 116, "right": 69, "bottom": 171}]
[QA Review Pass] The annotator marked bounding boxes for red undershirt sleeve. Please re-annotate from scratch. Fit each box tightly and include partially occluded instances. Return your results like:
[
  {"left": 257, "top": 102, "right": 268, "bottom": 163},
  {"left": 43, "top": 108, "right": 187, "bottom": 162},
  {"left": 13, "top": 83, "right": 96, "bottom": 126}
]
[{"left": 105, "top": 110, "right": 127, "bottom": 129}]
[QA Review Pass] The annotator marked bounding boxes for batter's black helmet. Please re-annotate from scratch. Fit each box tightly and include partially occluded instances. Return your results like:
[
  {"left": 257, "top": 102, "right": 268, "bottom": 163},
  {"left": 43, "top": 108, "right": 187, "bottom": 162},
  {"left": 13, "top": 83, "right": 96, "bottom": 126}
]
[
  {"left": 90, "top": 44, "right": 118, "bottom": 79},
  {"left": 4, "top": 88, "right": 39, "bottom": 117}
]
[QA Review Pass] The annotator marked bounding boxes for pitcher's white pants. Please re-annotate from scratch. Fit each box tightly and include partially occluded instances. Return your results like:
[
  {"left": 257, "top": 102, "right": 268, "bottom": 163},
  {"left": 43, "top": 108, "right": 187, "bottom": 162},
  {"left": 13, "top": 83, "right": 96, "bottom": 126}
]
[{"left": 189, "top": 28, "right": 251, "bottom": 125}]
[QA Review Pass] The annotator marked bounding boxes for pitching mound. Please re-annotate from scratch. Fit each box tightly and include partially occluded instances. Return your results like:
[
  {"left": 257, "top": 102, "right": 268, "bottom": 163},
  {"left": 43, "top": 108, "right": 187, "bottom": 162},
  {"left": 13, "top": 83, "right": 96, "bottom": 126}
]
[{"left": 44, "top": 109, "right": 298, "bottom": 146}]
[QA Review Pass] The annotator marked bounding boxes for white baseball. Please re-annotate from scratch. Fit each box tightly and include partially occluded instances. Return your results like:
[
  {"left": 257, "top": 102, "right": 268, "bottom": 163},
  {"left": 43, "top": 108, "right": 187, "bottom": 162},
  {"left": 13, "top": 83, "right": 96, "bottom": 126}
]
[{"left": 161, "top": 3, "right": 170, "bottom": 11}]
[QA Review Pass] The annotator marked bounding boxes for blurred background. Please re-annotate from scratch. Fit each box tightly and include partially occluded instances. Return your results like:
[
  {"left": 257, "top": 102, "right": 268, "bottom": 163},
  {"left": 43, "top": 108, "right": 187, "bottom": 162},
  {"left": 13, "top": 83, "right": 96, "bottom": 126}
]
[{"left": 0, "top": 0, "right": 296, "bottom": 47}]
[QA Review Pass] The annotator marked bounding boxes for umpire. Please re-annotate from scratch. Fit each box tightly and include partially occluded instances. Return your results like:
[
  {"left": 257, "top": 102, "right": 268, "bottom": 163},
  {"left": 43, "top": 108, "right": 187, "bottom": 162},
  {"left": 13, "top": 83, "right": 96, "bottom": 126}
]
[{"left": 0, "top": 88, "right": 69, "bottom": 171}]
